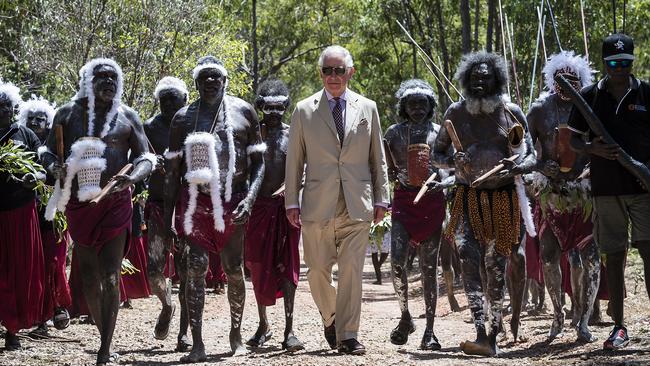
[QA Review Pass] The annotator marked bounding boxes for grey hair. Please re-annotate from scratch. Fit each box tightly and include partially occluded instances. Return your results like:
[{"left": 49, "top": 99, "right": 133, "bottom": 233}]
[
  {"left": 454, "top": 51, "right": 509, "bottom": 96},
  {"left": 395, "top": 79, "right": 437, "bottom": 120},
  {"left": 318, "top": 45, "right": 354, "bottom": 68}
]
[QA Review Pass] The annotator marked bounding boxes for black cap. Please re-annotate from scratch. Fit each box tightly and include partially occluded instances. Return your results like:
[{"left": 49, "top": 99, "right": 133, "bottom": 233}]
[{"left": 602, "top": 33, "right": 635, "bottom": 61}]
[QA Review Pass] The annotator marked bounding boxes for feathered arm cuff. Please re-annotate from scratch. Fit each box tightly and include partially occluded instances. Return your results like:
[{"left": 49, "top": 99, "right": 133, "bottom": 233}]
[
  {"left": 164, "top": 149, "right": 183, "bottom": 159},
  {"left": 246, "top": 142, "right": 267, "bottom": 155}
]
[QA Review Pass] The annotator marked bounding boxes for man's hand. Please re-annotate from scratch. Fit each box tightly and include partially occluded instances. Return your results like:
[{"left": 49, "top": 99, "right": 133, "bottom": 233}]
[
  {"left": 373, "top": 206, "right": 387, "bottom": 225},
  {"left": 232, "top": 199, "right": 252, "bottom": 225},
  {"left": 21, "top": 172, "right": 38, "bottom": 189},
  {"left": 497, "top": 157, "right": 519, "bottom": 178},
  {"left": 426, "top": 180, "right": 447, "bottom": 193},
  {"left": 286, "top": 208, "right": 301, "bottom": 228},
  {"left": 109, "top": 174, "right": 134, "bottom": 194},
  {"left": 585, "top": 136, "right": 619, "bottom": 160},
  {"left": 454, "top": 151, "right": 470, "bottom": 168},
  {"left": 541, "top": 160, "right": 560, "bottom": 178}
]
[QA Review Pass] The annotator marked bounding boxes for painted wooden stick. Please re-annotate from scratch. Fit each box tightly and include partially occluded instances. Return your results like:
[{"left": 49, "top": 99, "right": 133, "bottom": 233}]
[
  {"left": 413, "top": 173, "right": 438, "bottom": 204},
  {"left": 471, "top": 154, "right": 520, "bottom": 187},
  {"left": 90, "top": 163, "right": 133, "bottom": 205}
]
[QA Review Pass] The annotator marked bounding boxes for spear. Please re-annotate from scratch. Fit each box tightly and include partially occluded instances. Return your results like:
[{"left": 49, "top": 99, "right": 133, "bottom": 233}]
[
  {"left": 545, "top": 0, "right": 563, "bottom": 51},
  {"left": 580, "top": 0, "right": 589, "bottom": 60},
  {"left": 505, "top": 13, "right": 522, "bottom": 106},
  {"left": 528, "top": 1, "right": 545, "bottom": 109},
  {"left": 497, "top": 0, "right": 511, "bottom": 98},
  {"left": 395, "top": 20, "right": 463, "bottom": 100}
]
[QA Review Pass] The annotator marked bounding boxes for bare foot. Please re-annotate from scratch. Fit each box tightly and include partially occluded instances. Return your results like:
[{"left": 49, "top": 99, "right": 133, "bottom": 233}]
[
  {"left": 460, "top": 339, "right": 498, "bottom": 356},
  {"left": 548, "top": 315, "right": 565, "bottom": 341},
  {"left": 176, "top": 335, "right": 192, "bottom": 352},
  {"left": 230, "top": 330, "right": 247, "bottom": 356},
  {"left": 576, "top": 326, "right": 597, "bottom": 343},
  {"left": 96, "top": 351, "right": 119, "bottom": 366},
  {"left": 154, "top": 303, "right": 175, "bottom": 340},
  {"left": 180, "top": 346, "right": 206, "bottom": 363}
]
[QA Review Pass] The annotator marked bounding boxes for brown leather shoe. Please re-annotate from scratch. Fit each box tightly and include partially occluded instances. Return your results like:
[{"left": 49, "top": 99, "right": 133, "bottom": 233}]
[
  {"left": 324, "top": 321, "right": 336, "bottom": 349},
  {"left": 338, "top": 338, "right": 366, "bottom": 355}
]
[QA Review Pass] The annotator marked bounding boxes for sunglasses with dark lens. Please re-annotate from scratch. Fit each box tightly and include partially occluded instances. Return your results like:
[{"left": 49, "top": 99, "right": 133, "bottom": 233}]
[
  {"left": 606, "top": 59, "right": 632, "bottom": 68},
  {"left": 321, "top": 66, "right": 347, "bottom": 76}
]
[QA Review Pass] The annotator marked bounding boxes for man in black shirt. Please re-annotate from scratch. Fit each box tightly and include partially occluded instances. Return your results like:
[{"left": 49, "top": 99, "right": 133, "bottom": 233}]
[
  {"left": 568, "top": 33, "right": 650, "bottom": 351},
  {"left": 0, "top": 81, "right": 45, "bottom": 350}
]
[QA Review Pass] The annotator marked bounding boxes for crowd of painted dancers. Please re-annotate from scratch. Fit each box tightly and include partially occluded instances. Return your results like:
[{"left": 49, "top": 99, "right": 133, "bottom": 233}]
[{"left": 1, "top": 32, "right": 649, "bottom": 365}]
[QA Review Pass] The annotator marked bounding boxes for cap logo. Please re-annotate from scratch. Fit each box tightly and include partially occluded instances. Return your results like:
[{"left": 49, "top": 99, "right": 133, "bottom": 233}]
[{"left": 615, "top": 40, "right": 625, "bottom": 50}]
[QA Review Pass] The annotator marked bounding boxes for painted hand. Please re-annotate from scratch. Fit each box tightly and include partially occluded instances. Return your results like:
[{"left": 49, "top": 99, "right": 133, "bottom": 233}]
[
  {"left": 454, "top": 151, "right": 470, "bottom": 169},
  {"left": 541, "top": 160, "right": 560, "bottom": 178},
  {"left": 21, "top": 172, "right": 38, "bottom": 189},
  {"left": 426, "top": 180, "right": 446, "bottom": 193},
  {"left": 586, "top": 136, "right": 619, "bottom": 160},
  {"left": 232, "top": 199, "right": 252, "bottom": 225},
  {"left": 109, "top": 174, "right": 134, "bottom": 193},
  {"left": 498, "top": 158, "right": 519, "bottom": 178},
  {"left": 51, "top": 162, "right": 67, "bottom": 181}
]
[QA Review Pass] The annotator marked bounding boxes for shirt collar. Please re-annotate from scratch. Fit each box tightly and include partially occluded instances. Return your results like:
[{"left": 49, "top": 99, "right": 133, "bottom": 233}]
[{"left": 325, "top": 89, "right": 348, "bottom": 102}]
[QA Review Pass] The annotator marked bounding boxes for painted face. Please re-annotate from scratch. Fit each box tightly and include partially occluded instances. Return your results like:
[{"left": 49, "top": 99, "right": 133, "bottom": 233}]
[
  {"left": 92, "top": 64, "right": 119, "bottom": 103},
  {"left": 404, "top": 94, "right": 432, "bottom": 123},
  {"left": 26, "top": 110, "right": 49, "bottom": 139},
  {"left": 320, "top": 52, "right": 355, "bottom": 97},
  {"left": 553, "top": 70, "right": 581, "bottom": 101},
  {"left": 0, "top": 97, "right": 14, "bottom": 127},
  {"left": 196, "top": 68, "right": 225, "bottom": 104},
  {"left": 158, "top": 89, "right": 186, "bottom": 119},
  {"left": 469, "top": 62, "right": 497, "bottom": 98}
]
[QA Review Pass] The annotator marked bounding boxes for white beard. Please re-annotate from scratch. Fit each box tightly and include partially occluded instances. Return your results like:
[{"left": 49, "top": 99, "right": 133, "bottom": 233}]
[{"left": 464, "top": 94, "right": 503, "bottom": 115}]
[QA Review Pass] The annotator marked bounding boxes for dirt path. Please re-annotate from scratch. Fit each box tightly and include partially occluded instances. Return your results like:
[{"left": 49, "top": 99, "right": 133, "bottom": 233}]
[{"left": 2, "top": 251, "right": 650, "bottom": 366}]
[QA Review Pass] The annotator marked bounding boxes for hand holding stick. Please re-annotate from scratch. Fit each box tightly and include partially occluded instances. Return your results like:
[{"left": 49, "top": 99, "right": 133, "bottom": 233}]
[
  {"left": 413, "top": 173, "right": 438, "bottom": 204},
  {"left": 471, "top": 154, "right": 520, "bottom": 187},
  {"left": 90, "top": 163, "right": 133, "bottom": 205},
  {"left": 272, "top": 183, "right": 285, "bottom": 197}
]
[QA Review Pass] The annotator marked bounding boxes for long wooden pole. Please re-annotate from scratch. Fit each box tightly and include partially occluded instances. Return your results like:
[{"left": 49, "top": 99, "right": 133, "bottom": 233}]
[
  {"left": 528, "top": 1, "right": 545, "bottom": 109},
  {"left": 497, "top": 0, "right": 511, "bottom": 98},
  {"left": 580, "top": 0, "right": 589, "bottom": 60},
  {"left": 505, "top": 14, "right": 522, "bottom": 106}
]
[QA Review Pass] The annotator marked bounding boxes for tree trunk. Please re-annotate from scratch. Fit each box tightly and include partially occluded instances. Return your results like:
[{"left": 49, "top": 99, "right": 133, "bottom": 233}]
[
  {"left": 251, "top": 0, "right": 259, "bottom": 93},
  {"left": 486, "top": 0, "right": 496, "bottom": 52},
  {"left": 460, "top": 0, "right": 471, "bottom": 54}
]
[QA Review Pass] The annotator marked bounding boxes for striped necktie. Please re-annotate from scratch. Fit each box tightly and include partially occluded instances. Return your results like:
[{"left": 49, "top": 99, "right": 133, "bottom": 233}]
[{"left": 333, "top": 97, "right": 344, "bottom": 145}]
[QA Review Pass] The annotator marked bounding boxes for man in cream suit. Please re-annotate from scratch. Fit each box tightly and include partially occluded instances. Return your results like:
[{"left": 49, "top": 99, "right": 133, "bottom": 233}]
[{"left": 285, "top": 45, "right": 390, "bottom": 355}]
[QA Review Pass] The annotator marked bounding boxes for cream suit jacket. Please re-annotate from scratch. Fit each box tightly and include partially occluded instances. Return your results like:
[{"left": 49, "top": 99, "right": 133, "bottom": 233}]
[{"left": 285, "top": 89, "right": 389, "bottom": 222}]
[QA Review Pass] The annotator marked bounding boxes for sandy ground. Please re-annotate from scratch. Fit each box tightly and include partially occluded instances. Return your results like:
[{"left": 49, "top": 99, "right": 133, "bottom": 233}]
[{"left": 2, "top": 250, "right": 650, "bottom": 366}]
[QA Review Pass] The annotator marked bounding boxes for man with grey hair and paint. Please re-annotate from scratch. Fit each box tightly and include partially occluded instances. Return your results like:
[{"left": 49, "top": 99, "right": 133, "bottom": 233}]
[
  {"left": 41, "top": 58, "right": 155, "bottom": 365},
  {"left": 433, "top": 51, "right": 537, "bottom": 356},
  {"left": 285, "top": 45, "right": 390, "bottom": 355},
  {"left": 143, "top": 76, "right": 189, "bottom": 347}
]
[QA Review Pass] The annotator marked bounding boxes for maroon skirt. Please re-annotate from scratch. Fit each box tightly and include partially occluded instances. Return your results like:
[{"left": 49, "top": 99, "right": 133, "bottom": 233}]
[
  {"left": 121, "top": 235, "right": 151, "bottom": 300},
  {"left": 174, "top": 186, "right": 245, "bottom": 254},
  {"left": 244, "top": 195, "right": 300, "bottom": 306},
  {"left": 392, "top": 188, "right": 445, "bottom": 246},
  {"left": 0, "top": 200, "right": 44, "bottom": 333},
  {"left": 65, "top": 189, "right": 132, "bottom": 255},
  {"left": 40, "top": 229, "right": 72, "bottom": 322}
]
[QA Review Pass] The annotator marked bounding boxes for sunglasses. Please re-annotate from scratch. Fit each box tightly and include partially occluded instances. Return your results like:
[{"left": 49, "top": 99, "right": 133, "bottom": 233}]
[
  {"left": 606, "top": 59, "right": 632, "bottom": 68},
  {"left": 321, "top": 66, "right": 347, "bottom": 76}
]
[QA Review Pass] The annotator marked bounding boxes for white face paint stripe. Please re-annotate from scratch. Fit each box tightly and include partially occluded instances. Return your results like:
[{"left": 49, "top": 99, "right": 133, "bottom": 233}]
[
  {"left": 261, "top": 95, "right": 288, "bottom": 103},
  {"left": 192, "top": 64, "right": 229, "bottom": 80},
  {"left": 400, "top": 87, "right": 436, "bottom": 99}
]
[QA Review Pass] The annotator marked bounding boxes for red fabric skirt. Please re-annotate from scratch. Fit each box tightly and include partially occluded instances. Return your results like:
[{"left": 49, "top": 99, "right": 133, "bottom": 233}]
[
  {"left": 40, "top": 229, "right": 72, "bottom": 322},
  {"left": 65, "top": 189, "right": 132, "bottom": 255},
  {"left": 0, "top": 200, "right": 44, "bottom": 333},
  {"left": 244, "top": 195, "right": 300, "bottom": 306},
  {"left": 525, "top": 233, "right": 544, "bottom": 286},
  {"left": 535, "top": 200, "right": 608, "bottom": 300},
  {"left": 174, "top": 186, "right": 245, "bottom": 254},
  {"left": 392, "top": 188, "right": 445, "bottom": 246},
  {"left": 121, "top": 235, "right": 151, "bottom": 300}
]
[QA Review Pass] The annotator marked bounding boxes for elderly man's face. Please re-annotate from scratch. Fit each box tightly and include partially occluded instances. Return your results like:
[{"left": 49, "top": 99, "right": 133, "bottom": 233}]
[
  {"left": 158, "top": 89, "right": 186, "bottom": 119},
  {"left": 469, "top": 62, "right": 497, "bottom": 98},
  {"left": 320, "top": 53, "right": 355, "bottom": 98},
  {"left": 92, "top": 64, "right": 119, "bottom": 103},
  {"left": 0, "top": 97, "right": 14, "bottom": 127},
  {"left": 196, "top": 68, "right": 225, "bottom": 105},
  {"left": 26, "top": 110, "right": 49, "bottom": 138},
  {"left": 404, "top": 94, "right": 432, "bottom": 123}
]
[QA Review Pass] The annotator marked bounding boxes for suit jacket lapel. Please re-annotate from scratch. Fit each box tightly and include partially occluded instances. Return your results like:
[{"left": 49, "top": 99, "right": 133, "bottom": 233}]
[
  {"left": 315, "top": 90, "right": 340, "bottom": 144},
  {"left": 343, "top": 90, "right": 360, "bottom": 145}
]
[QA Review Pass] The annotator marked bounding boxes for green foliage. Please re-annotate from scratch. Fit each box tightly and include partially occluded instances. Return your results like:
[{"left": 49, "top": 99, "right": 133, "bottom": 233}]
[{"left": 3, "top": 0, "right": 650, "bottom": 131}]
